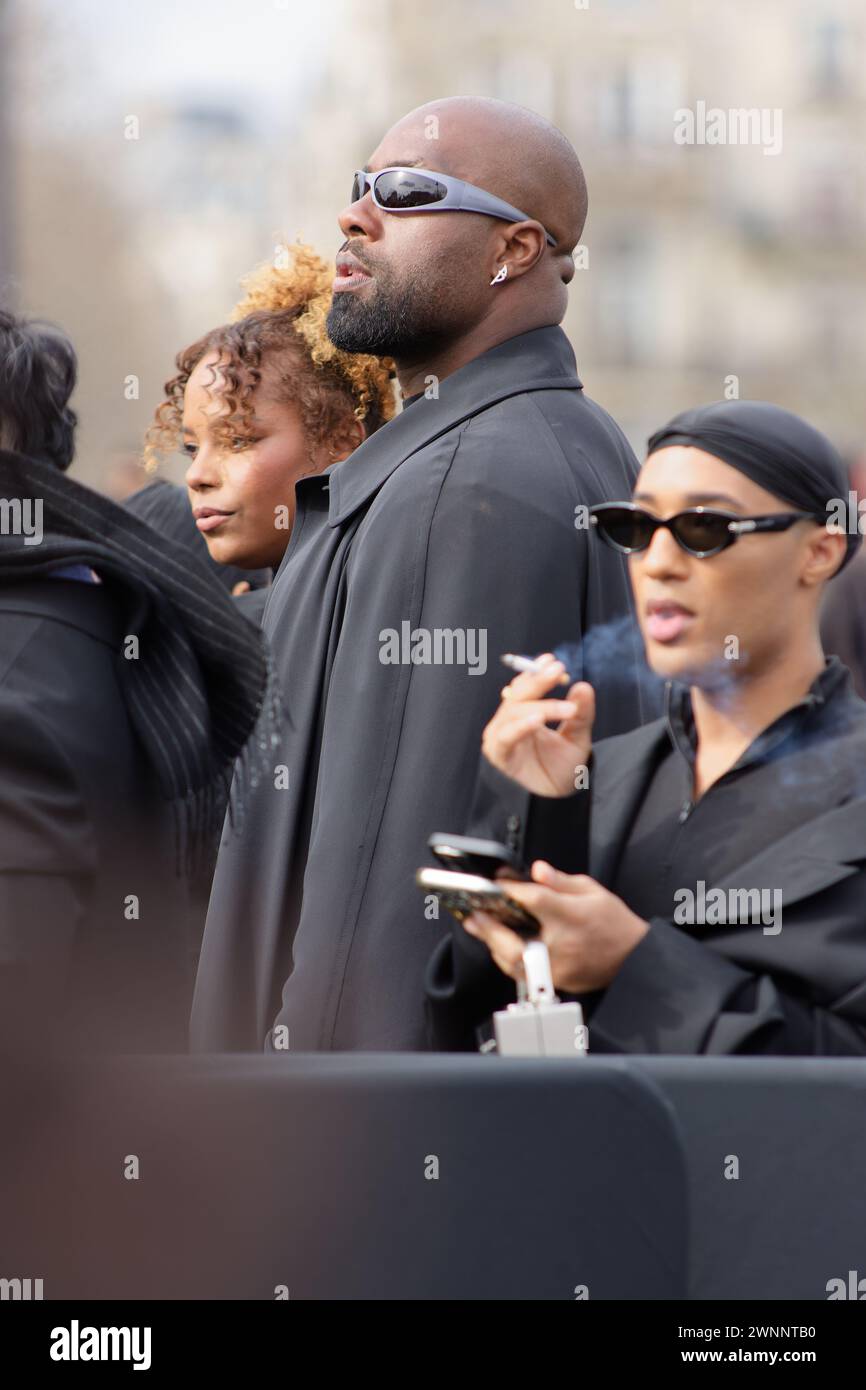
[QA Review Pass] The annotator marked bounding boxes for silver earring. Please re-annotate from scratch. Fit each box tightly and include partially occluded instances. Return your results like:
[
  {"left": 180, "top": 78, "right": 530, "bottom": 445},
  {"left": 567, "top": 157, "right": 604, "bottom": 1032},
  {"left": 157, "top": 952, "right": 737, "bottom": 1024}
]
[{"left": 490, "top": 265, "right": 508, "bottom": 286}]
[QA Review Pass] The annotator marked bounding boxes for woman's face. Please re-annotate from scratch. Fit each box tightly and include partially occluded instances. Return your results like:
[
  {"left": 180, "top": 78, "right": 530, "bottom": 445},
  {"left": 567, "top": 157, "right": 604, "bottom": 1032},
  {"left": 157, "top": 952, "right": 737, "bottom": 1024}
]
[{"left": 183, "top": 352, "right": 348, "bottom": 570}]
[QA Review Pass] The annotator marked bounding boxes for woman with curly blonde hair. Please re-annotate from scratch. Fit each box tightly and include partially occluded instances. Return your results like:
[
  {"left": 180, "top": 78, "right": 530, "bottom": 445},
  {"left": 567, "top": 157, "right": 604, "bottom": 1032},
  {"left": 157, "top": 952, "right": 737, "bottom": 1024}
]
[{"left": 145, "top": 243, "right": 395, "bottom": 574}]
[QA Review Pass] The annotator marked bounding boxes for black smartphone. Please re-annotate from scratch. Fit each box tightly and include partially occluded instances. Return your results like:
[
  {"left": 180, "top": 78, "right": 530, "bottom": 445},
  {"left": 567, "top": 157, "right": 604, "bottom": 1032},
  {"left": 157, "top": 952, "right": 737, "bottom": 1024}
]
[
  {"left": 427, "top": 831, "right": 529, "bottom": 881},
  {"left": 415, "top": 867, "right": 540, "bottom": 939}
]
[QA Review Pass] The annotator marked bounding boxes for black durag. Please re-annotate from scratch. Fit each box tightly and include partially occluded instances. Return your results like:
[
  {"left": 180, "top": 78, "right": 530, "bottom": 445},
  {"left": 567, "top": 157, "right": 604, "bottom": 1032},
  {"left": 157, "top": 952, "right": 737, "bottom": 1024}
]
[
  {"left": 0, "top": 449, "right": 281, "bottom": 873},
  {"left": 646, "top": 400, "right": 860, "bottom": 571}
]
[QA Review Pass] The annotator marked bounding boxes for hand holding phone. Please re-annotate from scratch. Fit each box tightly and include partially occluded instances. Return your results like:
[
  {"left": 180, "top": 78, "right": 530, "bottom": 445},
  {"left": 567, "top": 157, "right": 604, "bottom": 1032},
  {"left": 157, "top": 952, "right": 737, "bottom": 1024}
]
[
  {"left": 427, "top": 831, "right": 529, "bottom": 881},
  {"left": 415, "top": 866, "right": 540, "bottom": 939}
]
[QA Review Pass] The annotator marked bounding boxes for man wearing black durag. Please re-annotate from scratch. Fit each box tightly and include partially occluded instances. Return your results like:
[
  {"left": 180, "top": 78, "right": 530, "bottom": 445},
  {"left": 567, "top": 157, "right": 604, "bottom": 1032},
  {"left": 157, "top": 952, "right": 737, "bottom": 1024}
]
[
  {"left": 192, "top": 97, "right": 657, "bottom": 1053},
  {"left": 428, "top": 400, "right": 866, "bottom": 1056},
  {"left": 0, "top": 310, "right": 278, "bottom": 1053}
]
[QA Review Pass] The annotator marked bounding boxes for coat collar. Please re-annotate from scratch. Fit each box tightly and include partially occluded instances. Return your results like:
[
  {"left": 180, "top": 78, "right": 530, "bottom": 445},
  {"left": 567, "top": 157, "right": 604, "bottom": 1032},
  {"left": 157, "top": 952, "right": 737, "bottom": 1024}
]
[
  {"left": 325, "top": 324, "right": 583, "bottom": 527},
  {"left": 664, "top": 656, "right": 855, "bottom": 772},
  {"left": 591, "top": 742, "right": 866, "bottom": 913},
  {"left": 589, "top": 671, "right": 866, "bottom": 910},
  {"left": 589, "top": 719, "right": 671, "bottom": 886},
  {"left": 0, "top": 576, "right": 121, "bottom": 648},
  {"left": 709, "top": 793, "right": 866, "bottom": 912}
]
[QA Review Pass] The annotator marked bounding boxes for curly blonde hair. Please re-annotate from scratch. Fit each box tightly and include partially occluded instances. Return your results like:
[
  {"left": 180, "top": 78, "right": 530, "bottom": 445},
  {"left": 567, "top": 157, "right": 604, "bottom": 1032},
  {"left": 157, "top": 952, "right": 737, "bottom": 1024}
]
[{"left": 144, "top": 242, "right": 395, "bottom": 471}]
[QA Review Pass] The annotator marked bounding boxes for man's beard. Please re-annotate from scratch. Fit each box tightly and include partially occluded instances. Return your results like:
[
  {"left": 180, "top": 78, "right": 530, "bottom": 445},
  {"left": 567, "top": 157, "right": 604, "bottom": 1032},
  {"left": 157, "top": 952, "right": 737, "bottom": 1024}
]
[{"left": 326, "top": 261, "right": 457, "bottom": 360}]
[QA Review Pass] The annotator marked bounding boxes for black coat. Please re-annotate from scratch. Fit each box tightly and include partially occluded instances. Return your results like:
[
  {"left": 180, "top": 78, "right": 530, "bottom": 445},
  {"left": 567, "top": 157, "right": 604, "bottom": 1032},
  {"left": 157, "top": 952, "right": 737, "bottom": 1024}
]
[
  {"left": 428, "top": 667, "right": 866, "bottom": 1056},
  {"left": 0, "top": 579, "right": 193, "bottom": 1052},
  {"left": 191, "top": 325, "right": 656, "bottom": 1052}
]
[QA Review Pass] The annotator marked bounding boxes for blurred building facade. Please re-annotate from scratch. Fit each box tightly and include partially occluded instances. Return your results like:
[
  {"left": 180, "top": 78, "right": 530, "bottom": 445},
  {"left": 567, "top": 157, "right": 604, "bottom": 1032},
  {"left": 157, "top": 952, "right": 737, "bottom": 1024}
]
[
  {"left": 294, "top": 0, "right": 865, "bottom": 456},
  {"left": 2, "top": 0, "right": 864, "bottom": 487}
]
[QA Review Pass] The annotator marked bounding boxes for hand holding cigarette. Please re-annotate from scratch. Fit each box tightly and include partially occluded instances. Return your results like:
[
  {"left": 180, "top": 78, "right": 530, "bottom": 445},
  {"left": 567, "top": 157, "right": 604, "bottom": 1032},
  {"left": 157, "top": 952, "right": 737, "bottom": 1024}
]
[{"left": 483, "top": 652, "right": 595, "bottom": 797}]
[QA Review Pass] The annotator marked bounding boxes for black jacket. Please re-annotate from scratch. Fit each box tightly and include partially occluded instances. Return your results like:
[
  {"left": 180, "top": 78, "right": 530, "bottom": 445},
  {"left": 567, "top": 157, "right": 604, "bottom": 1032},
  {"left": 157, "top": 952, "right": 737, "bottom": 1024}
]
[
  {"left": 191, "top": 324, "right": 657, "bottom": 1052},
  {"left": 0, "top": 579, "right": 192, "bottom": 1052},
  {"left": 427, "top": 661, "right": 866, "bottom": 1056}
]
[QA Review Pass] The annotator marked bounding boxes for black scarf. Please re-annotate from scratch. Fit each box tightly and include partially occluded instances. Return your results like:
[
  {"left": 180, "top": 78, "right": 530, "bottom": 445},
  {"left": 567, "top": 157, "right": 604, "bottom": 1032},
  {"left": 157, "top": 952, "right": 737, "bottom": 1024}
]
[{"left": 0, "top": 449, "right": 280, "bottom": 873}]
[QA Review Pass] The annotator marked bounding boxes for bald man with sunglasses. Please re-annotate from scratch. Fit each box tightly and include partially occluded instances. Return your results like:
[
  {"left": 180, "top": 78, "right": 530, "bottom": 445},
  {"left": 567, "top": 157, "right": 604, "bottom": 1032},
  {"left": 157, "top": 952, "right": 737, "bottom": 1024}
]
[
  {"left": 427, "top": 401, "right": 866, "bottom": 1056},
  {"left": 192, "top": 97, "right": 655, "bottom": 1053}
]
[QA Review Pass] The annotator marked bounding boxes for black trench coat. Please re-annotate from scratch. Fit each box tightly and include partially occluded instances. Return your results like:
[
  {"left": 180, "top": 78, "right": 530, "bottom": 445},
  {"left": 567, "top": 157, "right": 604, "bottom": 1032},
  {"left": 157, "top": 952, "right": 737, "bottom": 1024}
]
[{"left": 191, "top": 325, "right": 656, "bottom": 1052}]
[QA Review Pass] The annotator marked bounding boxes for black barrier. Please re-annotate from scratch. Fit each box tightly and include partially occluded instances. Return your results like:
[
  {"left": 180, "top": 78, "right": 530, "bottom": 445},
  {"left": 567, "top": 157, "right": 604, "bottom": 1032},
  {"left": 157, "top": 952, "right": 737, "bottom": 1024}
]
[
  {"left": 5, "top": 1053, "right": 865, "bottom": 1311},
  {"left": 635, "top": 1056, "right": 866, "bottom": 1301},
  {"left": 1, "top": 1054, "right": 687, "bottom": 1301}
]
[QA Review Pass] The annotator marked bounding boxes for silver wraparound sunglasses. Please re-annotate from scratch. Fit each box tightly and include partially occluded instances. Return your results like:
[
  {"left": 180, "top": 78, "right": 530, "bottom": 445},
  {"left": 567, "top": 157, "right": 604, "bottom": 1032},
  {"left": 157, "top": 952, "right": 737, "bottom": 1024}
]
[{"left": 351, "top": 166, "right": 557, "bottom": 247}]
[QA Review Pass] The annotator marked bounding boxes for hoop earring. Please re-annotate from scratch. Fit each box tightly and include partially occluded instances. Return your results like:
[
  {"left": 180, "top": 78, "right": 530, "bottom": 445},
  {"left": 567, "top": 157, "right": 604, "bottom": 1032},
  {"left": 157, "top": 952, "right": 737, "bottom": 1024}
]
[{"left": 490, "top": 265, "right": 508, "bottom": 286}]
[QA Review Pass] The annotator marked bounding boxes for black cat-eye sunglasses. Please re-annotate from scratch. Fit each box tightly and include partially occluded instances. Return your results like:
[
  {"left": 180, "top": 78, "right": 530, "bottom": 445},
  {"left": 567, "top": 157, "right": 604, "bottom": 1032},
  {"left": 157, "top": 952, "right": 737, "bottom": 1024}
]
[{"left": 590, "top": 502, "right": 825, "bottom": 559}]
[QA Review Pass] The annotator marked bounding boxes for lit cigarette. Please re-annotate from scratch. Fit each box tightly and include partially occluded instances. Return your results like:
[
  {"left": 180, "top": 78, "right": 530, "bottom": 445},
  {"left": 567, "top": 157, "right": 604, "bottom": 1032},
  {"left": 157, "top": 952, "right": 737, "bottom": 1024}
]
[{"left": 500, "top": 653, "right": 545, "bottom": 674}]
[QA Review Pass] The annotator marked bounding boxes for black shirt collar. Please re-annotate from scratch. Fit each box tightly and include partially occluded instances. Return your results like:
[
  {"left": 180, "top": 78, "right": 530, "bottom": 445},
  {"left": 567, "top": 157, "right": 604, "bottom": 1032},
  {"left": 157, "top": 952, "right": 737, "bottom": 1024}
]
[{"left": 664, "top": 655, "right": 855, "bottom": 772}]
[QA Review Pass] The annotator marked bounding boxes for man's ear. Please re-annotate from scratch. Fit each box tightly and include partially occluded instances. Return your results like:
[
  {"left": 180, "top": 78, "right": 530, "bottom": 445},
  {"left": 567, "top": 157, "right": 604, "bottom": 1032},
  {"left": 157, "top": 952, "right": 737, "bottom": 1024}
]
[
  {"left": 498, "top": 222, "right": 548, "bottom": 278},
  {"left": 803, "top": 526, "right": 848, "bottom": 586}
]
